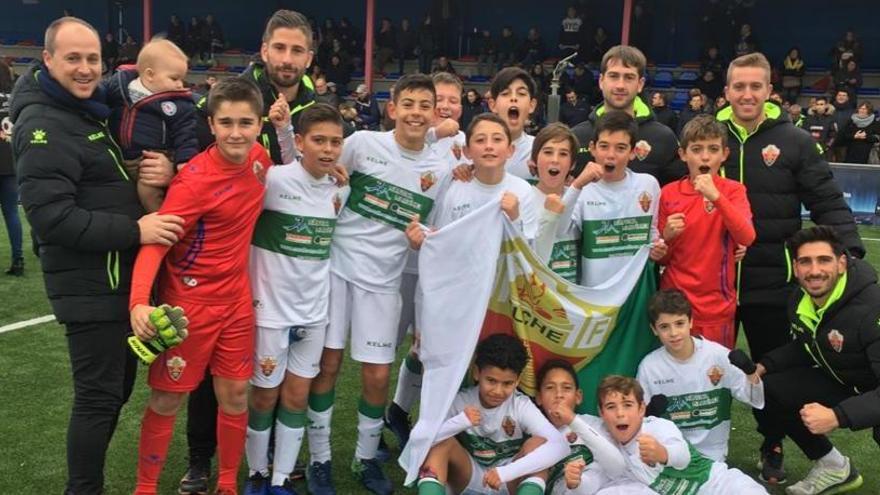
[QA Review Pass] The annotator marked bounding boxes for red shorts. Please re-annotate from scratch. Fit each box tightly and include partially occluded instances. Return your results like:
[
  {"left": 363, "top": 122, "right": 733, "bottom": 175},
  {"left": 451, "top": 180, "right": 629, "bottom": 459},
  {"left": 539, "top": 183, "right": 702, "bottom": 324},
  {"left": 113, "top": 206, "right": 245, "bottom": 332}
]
[
  {"left": 691, "top": 318, "right": 736, "bottom": 350},
  {"left": 148, "top": 298, "right": 254, "bottom": 392}
]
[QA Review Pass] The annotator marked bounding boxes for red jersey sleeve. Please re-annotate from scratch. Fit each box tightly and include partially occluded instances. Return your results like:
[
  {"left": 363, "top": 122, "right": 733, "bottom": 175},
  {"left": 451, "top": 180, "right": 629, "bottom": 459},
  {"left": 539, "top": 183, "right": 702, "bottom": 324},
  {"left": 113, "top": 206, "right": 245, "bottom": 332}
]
[{"left": 714, "top": 182, "right": 756, "bottom": 247}]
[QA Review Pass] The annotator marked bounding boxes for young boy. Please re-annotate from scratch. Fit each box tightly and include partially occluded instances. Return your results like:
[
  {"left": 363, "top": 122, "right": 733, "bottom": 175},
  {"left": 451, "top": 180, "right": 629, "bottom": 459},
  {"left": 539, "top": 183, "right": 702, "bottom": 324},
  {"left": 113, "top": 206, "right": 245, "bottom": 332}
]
[
  {"left": 594, "top": 375, "right": 767, "bottom": 495},
  {"left": 567, "top": 111, "right": 666, "bottom": 288},
  {"left": 407, "top": 113, "right": 539, "bottom": 250},
  {"left": 488, "top": 67, "right": 539, "bottom": 182},
  {"left": 243, "top": 104, "right": 350, "bottom": 495},
  {"left": 529, "top": 123, "right": 603, "bottom": 283},
  {"left": 106, "top": 38, "right": 198, "bottom": 212},
  {"left": 657, "top": 115, "right": 755, "bottom": 349},
  {"left": 306, "top": 73, "right": 449, "bottom": 495},
  {"left": 636, "top": 289, "right": 764, "bottom": 462},
  {"left": 128, "top": 78, "right": 270, "bottom": 495},
  {"left": 535, "top": 359, "right": 645, "bottom": 495},
  {"left": 417, "top": 334, "right": 569, "bottom": 495}
]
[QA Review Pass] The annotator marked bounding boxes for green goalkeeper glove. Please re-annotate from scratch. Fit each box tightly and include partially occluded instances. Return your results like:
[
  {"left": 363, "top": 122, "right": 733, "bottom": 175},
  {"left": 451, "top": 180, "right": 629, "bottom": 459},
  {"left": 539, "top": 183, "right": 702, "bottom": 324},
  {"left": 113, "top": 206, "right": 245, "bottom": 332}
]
[{"left": 128, "top": 304, "right": 190, "bottom": 365}]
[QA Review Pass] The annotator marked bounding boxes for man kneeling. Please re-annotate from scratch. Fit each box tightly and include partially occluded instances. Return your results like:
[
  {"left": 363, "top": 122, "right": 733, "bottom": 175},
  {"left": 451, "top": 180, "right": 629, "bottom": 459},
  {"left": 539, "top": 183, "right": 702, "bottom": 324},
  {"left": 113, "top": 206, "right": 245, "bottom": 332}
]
[{"left": 418, "top": 334, "right": 569, "bottom": 494}]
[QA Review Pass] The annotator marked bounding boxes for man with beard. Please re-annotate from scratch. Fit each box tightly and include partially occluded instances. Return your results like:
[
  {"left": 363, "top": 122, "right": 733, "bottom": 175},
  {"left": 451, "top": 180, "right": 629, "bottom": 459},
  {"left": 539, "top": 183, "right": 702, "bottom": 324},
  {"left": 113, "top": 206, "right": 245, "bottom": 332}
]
[
  {"left": 571, "top": 46, "right": 684, "bottom": 186},
  {"left": 755, "top": 226, "right": 878, "bottom": 495},
  {"left": 183, "top": 9, "right": 317, "bottom": 494}
]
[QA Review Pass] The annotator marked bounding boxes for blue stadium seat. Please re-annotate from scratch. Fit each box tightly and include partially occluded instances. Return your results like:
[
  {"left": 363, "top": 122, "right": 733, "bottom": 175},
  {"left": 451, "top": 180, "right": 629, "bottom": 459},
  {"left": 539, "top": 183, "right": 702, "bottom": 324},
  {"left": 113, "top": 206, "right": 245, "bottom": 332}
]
[
  {"left": 676, "top": 71, "right": 699, "bottom": 88},
  {"left": 375, "top": 91, "right": 391, "bottom": 100},
  {"left": 670, "top": 90, "right": 689, "bottom": 111},
  {"left": 652, "top": 71, "right": 673, "bottom": 89},
  {"left": 857, "top": 87, "right": 880, "bottom": 97}
]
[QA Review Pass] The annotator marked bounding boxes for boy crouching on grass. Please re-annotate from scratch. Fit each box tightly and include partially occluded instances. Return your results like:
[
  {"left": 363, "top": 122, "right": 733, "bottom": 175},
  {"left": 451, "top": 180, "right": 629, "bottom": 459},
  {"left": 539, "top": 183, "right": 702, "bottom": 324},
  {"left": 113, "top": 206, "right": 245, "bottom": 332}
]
[{"left": 417, "top": 334, "right": 569, "bottom": 495}]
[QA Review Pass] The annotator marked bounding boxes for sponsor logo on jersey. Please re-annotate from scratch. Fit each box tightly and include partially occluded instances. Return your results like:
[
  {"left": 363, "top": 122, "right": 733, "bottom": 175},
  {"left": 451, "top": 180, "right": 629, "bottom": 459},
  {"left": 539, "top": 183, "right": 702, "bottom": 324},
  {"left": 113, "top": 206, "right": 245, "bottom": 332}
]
[
  {"left": 704, "top": 198, "right": 715, "bottom": 213},
  {"left": 333, "top": 193, "right": 343, "bottom": 215},
  {"left": 420, "top": 171, "right": 437, "bottom": 192},
  {"left": 365, "top": 155, "right": 388, "bottom": 166},
  {"left": 259, "top": 356, "right": 278, "bottom": 376},
  {"left": 638, "top": 191, "right": 653, "bottom": 213},
  {"left": 634, "top": 140, "right": 652, "bottom": 161},
  {"left": 167, "top": 356, "right": 186, "bottom": 381},
  {"left": 707, "top": 365, "right": 724, "bottom": 386},
  {"left": 161, "top": 101, "right": 178, "bottom": 116},
  {"left": 502, "top": 415, "right": 516, "bottom": 437},
  {"left": 87, "top": 131, "right": 106, "bottom": 141},
  {"left": 584, "top": 200, "right": 607, "bottom": 207},
  {"left": 367, "top": 340, "right": 392, "bottom": 348},
  {"left": 761, "top": 144, "right": 781, "bottom": 166},
  {"left": 828, "top": 329, "right": 844, "bottom": 352}
]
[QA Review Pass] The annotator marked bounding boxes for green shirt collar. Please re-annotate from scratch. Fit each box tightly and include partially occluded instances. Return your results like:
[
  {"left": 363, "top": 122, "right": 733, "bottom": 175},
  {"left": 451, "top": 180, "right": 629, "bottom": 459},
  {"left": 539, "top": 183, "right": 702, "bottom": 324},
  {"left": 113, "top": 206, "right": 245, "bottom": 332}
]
[
  {"left": 596, "top": 96, "right": 651, "bottom": 119},
  {"left": 716, "top": 102, "right": 781, "bottom": 141},
  {"left": 796, "top": 271, "right": 848, "bottom": 332}
]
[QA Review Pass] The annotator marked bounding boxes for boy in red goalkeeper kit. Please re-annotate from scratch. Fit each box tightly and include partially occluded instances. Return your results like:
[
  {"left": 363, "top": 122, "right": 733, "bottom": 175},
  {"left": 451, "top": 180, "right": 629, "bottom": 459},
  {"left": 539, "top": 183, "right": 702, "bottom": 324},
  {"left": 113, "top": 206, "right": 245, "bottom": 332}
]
[{"left": 128, "top": 78, "right": 271, "bottom": 495}]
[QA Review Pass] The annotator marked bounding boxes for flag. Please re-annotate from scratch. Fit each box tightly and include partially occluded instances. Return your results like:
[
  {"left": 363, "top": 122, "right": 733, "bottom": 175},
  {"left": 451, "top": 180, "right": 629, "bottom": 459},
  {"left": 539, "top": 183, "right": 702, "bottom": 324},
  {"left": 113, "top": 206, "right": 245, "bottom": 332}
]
[{"left": 401, "top": 200, "right": 658, "bottom": 484}]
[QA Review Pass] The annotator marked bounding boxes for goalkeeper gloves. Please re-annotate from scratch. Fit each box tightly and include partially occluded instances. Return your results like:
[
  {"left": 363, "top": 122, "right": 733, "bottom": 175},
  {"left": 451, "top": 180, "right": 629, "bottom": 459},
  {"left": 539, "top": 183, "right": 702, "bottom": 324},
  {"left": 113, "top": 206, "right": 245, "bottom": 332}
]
[{"left": 128, "top": 304, "right": 189, "bottom": 364}]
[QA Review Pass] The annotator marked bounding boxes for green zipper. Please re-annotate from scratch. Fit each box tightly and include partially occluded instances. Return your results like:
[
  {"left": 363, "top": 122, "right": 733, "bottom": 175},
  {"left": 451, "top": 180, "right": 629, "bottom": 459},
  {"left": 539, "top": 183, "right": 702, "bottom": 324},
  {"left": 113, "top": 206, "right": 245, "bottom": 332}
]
[{"left": 105, "top": 250, "right": 120, "bottom": 290}]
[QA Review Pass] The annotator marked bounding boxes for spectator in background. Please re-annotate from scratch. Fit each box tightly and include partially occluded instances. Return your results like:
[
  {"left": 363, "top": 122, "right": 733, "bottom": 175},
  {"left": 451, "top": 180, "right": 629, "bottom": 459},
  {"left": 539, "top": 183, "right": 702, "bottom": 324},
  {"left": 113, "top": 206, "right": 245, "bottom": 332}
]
[
  {"left": 339, "top": 101, "right": 358, "bottom": 135},
  {"left": 201, "top": 14, "right": 224, "bottom": 61},
  {"left": 629, "top": 1, "right": 652, "bottom": 55},
  {"left": 559, "top": 87, "right": 590, "bottom": 127},
  {"left": 460, "top": 88, "right": 482, "bottom": 130},
  {"left": 715, "top": 94, "right": 727, "bottom": 110},
  {"left": 840, "top": 102, "right": 880, "bottom": 164},
  {"left": 530, "top": 63, "right": 549, "bottom": 99},
  {"left": 734, "top": 23, "right": 757, "bottom": 57},
  {"left": 396, "top": 18, "right": 416, "bottom": 75},
  {"left": 337, "top": 17, "right": 359, "bottom": 57},
  {"left": 805, "top": 96, "right": 836, "bottom": 156},
  {"left": 587, "top": 27, "right": 610, "bottom": 66},
  {"left": 677, "top": 93, "right": 707, "bottom": 135},
  {"left": 788, "top": 104, "right": 805, "bottom": 128},
  {"left": 769, "top": 90, "right": 784, "bottom": 106},
  {"left": 352, "top": 83, "right": 381, "bottom": 130},
  {"left": 0, "top": 70, "right": 22, "bottom": 276},
  {"left": 832, "top": 89, "right": 856, "bottom": 161},
  {"left": 417, "top": 14, "right": 437, "bottom": 73},
  {"left": 475, "top": 29, "right": 496, "bottom": 77},
  {"left": 167, "top": 14, "right": 186, "bottom": 48},
  {"left": 834, "top": 59, "right": 862, "bottom": 99},
  {"left": 101, "top": 32, "right": 119, "bottom": 73},
  {"left": 839, "top": 30, "right": 863, "bottom": 62},
  {"left": 496, "top": 26, "right": 518, "bottom": 69},
  {"left": 184, "top": 16, "right": 203, "bottom": 59},
  {"left": 195, "top": 74, "right": 217, "bottom": 96},
  {"left": 431, "top": 55, "right": 456, "bottom": 75},
  {"left": 700, "top": 45, "right": 726, "bottom": 78},
  {"left": 314, "top": 76, "right": 340, "bottom": 108},
  {"left": 650, "top": 91, "right": 678, "bottom": 131},
  {"left": 325, "top": 53, "right": 351, "bottom": 94},
  {"left": 521, "top": 27, "right": 545, "bottom": 67},
  {"left": 118, "top": 34, "right": 139, "bottom": 65},
  {"left": 374, "top": 17, "right": 395, "bottom": 75},
  {"left": 562, "top": 62, "right": 594, "bottom": 102},
  {"left": 558, "top": 5, "right": 583, "bottom": 58},
  {"left": 696, "top": 69, "right": 723, "bottom": 101},
  {"left": 780, "top": 47, "right": 805, "bottom": 104}
]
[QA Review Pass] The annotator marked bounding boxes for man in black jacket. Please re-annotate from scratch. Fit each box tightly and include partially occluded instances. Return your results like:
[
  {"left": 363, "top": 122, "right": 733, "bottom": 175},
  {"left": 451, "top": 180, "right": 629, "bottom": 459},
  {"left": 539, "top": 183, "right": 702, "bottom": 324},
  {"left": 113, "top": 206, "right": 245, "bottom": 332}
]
[
  {"left": 756, "top": 226, "right": 877, "bottom": 495},
  {"left": 571, "top": 45, "right": 685, "bottom": 185},
  {"left": 718, "top": 52, "right": 865, "bottom": 485},
  {"left": 559, "top": 87, "right": 590, "bottom": 127},
  {"left": 185, "top": 10, "right": 320, "bottom": 494},
  {"left": 11, "top": 17, "right": 183, "bottom": 495}
]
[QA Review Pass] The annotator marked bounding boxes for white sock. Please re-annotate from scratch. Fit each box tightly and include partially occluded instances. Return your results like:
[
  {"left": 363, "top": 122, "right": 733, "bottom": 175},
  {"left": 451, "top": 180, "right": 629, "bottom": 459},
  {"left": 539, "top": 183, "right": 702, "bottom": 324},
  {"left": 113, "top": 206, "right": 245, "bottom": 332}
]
[
  {"left": 245, "top": 426, "right": 271, "bottom": 476},
  {"left": 354, "top": 411, "right": 384, "bottom": 460},
  {"left": 819, "top": 447, "right": 847, "bottom": 468},
  {"left": 271, "top": 421, "right": 304, "bottom": 486},
  {"left": 307, "top": 406, "right": 333, "bottom": 463},
  {"left": 393, "top": 356, "right": 423, "bottom": 413}
]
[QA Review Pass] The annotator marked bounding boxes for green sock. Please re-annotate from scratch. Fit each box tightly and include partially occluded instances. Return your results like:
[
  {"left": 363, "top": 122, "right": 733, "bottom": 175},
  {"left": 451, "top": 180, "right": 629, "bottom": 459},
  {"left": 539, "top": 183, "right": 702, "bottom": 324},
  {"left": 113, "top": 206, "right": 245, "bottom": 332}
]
[
  {"left": 308, "top": 388, "right": 336, "bottom": 412},
  {"left": 417, "top": 477, "right": 445, "bottom": 495},
  {"left": 516, "top": 477, "right": 546, "bottom": 495},
  {"left": 247, "top": 407, "right": 274, "bottom": 431}
]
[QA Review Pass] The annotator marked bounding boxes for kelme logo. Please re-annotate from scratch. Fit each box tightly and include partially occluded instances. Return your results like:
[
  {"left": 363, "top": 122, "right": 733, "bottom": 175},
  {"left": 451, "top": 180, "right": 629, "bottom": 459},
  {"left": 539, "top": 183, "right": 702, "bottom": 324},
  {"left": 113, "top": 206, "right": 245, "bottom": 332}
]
[{"left": 30, "top": 129, "right": 48, "bottom": 145}]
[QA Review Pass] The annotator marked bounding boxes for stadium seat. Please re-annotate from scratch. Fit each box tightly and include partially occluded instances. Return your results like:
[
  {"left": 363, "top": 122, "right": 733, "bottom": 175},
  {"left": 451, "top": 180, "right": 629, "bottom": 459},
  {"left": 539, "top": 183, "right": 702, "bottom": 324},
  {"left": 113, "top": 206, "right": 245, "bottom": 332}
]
[
  {"left": 652, "top": 71, "right": 674, "bottom": 89},
  {"left": 676, "top": 71, "right": 699, "bottom": 88},
  {"left": 670, "top": 90, "right": 689, "bottom": 111}
]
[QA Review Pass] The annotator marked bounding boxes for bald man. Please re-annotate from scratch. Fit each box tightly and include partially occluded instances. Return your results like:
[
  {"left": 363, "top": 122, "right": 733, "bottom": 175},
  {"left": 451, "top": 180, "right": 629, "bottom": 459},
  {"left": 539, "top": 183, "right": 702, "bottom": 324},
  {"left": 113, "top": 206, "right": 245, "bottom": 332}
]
[{"left": 10, "top": 17, "right": 183, "bottom": 494}]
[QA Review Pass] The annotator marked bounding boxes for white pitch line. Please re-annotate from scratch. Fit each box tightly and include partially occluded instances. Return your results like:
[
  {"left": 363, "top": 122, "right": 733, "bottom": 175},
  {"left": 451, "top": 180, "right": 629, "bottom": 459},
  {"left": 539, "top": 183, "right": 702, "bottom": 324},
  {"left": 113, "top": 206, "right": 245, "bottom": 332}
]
[
  {"left": 0, "top": 314, "right": 56, "bottom": 334},
  {"left": 863, "top": 237, "right": 880, "bottom": 242}
]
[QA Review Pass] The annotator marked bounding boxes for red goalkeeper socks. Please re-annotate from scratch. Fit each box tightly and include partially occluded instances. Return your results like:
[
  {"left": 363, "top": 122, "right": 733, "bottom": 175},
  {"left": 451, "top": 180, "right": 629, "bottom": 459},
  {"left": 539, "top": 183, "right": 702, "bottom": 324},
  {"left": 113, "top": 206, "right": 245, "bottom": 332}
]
[
  {"left": 135, "top": 407, "right": 176, "bottom": 494},
  {"left": 216, "top": 409, "right": 248, "bottom": 491}
]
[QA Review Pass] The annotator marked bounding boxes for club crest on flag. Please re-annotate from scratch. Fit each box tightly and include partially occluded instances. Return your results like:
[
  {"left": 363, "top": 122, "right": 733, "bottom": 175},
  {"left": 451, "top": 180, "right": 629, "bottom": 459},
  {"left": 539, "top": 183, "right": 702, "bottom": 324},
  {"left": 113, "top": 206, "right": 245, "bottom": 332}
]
[
  {"left": 634, "top": 140, "right": 652, "bottom": 161},
  {"left": 828, "top": 329, "right": 844, "bottom": 352},
  {"left": 761, "top": 144, "right": 781, "bottom": 166},
  {"left": 707, "top": 365, "right": 724, "bottom": 386},
  {"left": 167, "top": 356, "right": 186, "bottom": 381}
]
